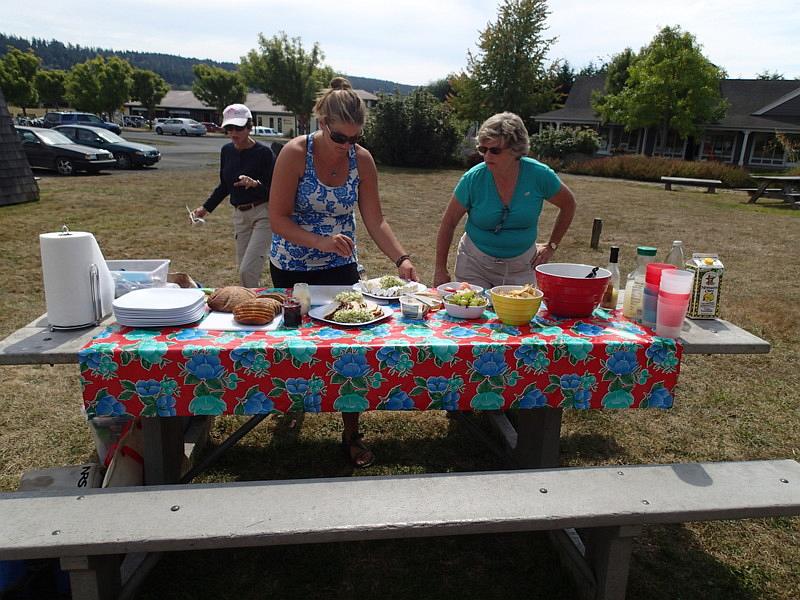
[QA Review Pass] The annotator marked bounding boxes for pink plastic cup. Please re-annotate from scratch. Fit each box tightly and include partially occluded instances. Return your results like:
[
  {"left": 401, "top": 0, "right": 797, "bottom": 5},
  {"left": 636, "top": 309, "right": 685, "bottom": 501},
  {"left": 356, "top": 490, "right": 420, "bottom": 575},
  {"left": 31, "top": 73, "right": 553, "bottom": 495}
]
[{"left": 655, "top": 270, "right": 694, "bottom": 338}]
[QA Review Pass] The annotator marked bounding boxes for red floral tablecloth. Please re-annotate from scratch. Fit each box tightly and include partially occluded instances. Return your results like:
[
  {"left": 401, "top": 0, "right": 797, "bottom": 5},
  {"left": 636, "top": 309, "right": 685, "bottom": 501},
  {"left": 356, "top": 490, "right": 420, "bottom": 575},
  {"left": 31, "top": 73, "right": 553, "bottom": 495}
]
[{"left": 79, "top": 294, "right": 682, "bottom": 419}]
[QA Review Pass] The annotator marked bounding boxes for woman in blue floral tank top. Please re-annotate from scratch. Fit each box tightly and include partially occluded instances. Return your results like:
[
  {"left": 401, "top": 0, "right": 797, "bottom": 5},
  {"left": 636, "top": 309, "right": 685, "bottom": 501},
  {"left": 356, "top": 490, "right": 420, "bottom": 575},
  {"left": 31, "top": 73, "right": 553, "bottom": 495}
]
[{"left": 269, "top": 77, "right": 418, "bottom": 467}]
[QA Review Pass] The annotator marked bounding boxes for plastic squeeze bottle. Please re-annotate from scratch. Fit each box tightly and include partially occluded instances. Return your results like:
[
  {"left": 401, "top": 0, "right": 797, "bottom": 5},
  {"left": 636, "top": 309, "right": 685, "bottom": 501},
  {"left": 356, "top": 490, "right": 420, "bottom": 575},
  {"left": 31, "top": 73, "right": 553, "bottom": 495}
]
[
  {"left": 600, "top": 246, "right": 620, "bottom": 309},
  {"left": 622, "top": 246, "right": 657, "bottom": 321},
  {"left": 664, "top": 241, "right": 686, "bottom": 269}
]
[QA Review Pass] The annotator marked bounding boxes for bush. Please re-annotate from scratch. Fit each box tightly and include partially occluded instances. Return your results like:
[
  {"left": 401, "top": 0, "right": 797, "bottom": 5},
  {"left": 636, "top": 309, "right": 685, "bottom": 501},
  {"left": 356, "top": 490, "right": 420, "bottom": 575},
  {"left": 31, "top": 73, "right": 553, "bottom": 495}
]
[
  {"left": 530, "top": 127, "right": 601, "bottom": 159},
  {"left": 562, "top": 155, "right": 755, "bottom": 188},
  {"left": 362, "top": 91, "right": 460, "bottom": 168}
]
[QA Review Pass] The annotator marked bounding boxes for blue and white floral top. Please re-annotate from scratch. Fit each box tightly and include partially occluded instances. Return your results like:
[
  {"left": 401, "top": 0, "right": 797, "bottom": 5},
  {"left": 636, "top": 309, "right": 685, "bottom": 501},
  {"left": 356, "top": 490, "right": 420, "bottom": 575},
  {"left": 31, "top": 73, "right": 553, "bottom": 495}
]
[{"left": 270, "top": 134, "right": 359, "bottom": 271}]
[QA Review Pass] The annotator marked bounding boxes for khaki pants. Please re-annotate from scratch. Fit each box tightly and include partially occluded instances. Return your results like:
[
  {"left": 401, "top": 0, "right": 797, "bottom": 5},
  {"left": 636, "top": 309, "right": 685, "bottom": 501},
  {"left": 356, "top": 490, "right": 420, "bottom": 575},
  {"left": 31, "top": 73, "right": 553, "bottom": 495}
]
[
  {"left": 232, "top": 203, "right": 270, "bottom": 288},
  {"left": 454, "top": 234, "right": 537, "bottom": 290}
]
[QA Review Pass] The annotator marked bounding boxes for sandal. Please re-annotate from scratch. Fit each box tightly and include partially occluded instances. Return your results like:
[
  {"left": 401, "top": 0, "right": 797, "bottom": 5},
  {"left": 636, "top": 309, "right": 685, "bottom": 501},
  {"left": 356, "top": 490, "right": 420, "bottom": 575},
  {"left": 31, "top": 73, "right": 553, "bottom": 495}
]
[{"left": 341, "top": 431, "right": 375, "bottom": 468}]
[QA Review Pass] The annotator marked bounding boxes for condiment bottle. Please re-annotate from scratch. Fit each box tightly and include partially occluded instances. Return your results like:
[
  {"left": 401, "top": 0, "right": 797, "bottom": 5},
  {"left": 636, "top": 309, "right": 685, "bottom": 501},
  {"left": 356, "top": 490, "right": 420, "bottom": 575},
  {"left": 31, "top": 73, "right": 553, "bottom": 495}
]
[
  {"left": 622, "top": 246, "right": 657, "bottom": 322},
  {"left": 282, "top": 298, "right": 302, "bottom": 328},
  {"left": 600, "top": 246, "right": 620, "bottom": 309},
  {"left": 664, "top": 240, "right": 686, "bottom": 269},
  {"left": 292, "top": 283, "right": 311, "bottom": 316}
]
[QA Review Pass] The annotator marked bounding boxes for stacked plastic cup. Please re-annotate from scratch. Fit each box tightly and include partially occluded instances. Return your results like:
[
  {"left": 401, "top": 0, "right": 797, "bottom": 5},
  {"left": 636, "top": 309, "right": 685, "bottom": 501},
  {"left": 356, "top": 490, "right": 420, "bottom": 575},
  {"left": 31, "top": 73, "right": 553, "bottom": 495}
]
[
  {"left": 642, "top": 263, "right": 677, "bottom": 329},
  {"left": 655, "top": 270, "right": 695, "bottom": 338}
]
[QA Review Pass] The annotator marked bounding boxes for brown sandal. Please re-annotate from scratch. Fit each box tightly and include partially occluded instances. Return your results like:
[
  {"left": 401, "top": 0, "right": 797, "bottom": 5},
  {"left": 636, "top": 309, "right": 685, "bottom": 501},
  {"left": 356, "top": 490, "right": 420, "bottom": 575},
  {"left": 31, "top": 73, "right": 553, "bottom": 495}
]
[{"left": 341, "top": 431, "right": 375, "bottom": 468}]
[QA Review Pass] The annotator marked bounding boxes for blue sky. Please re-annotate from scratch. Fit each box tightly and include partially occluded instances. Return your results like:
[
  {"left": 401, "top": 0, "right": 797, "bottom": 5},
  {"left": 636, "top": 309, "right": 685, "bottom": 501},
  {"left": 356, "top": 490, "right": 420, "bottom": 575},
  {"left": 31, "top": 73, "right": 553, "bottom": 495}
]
[{"left": 4, "top": 0, "right": 798, "bottom": 86}]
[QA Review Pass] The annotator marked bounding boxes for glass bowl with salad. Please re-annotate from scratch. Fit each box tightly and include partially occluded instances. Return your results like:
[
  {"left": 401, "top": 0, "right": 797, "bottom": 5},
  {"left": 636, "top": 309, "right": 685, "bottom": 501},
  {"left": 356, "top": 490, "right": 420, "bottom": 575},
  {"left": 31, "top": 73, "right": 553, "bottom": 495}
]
[{"left": 443, "top": 289, "right": 488, "bottom": 319}]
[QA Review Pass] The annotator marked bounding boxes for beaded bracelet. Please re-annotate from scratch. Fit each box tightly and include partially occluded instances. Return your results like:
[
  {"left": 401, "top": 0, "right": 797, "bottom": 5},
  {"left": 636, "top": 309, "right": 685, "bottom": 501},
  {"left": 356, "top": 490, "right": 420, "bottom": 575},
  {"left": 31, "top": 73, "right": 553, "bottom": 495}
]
[{"left": 395, "top": 254, "right": 411, "bottom": 267}]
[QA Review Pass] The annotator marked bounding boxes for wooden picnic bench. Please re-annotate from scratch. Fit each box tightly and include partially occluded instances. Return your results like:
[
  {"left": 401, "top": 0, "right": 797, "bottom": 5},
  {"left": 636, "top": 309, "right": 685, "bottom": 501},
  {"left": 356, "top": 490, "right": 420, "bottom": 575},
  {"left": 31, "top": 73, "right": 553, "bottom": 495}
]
[
  {"left": 746, "top": 175, "right": 800, "bottom": 208},
  {"left": 661, "top": 176, "right": 722, "bottom": 193},
  {"left": 1, "top": 460, "right": 798, "bottom": 600}
]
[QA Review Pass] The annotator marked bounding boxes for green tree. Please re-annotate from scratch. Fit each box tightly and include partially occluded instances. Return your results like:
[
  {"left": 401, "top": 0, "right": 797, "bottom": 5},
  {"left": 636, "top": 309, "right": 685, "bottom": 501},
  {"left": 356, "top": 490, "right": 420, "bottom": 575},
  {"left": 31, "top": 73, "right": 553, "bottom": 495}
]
[
  {"left": 422, "top": 77, "right": 454, "bottom": 102},
  {"left": 65, "top": 55, "right": 133, "bottom": 118},
  {"left": 240, "top": 32, "right": 335, "bottom": 134},
  {"left": 592, "top": 26, "right": 727, "bottom": 145},
  {"left": 34, "top": 69, "right": 66, "bottom": 108},
  {"left": 363, "top": 90, "right": 459, "bottom": 168},
  {"left": 756, "top": 70, "right": 784, "bottom": 80},
  {"left": 591, "top": 48, "right": 636, "bottom": 114},
  {"left": 191, "top": 64, "right": 246, "bottom": 116},
  {"left": 0, "top": 47, "right": 40, "bottom": 114},
  {"left": 131, "top": 68, "right": 169, "bottom": 125},
  {"left": 448, "top": 0, "right": 557, "bottom": 127}
]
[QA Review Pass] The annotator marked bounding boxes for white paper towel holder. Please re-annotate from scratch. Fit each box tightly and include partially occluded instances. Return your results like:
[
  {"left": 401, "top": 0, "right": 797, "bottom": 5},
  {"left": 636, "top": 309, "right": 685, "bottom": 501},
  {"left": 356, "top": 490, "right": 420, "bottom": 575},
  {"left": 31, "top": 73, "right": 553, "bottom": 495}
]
[{"left": 48, "top": 225, "right": 105, "bottom": 331}]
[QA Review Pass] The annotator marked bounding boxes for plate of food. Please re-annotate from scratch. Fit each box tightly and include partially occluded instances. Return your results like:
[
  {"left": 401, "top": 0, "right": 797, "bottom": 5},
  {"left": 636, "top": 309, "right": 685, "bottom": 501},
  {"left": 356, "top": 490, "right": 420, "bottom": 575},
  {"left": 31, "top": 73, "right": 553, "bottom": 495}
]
[
  {"left": 308, "top": 290, "right": 394, "bottom": 326},
  {"left": 353, "top": 275, "right": 426, "bottom": 300}
]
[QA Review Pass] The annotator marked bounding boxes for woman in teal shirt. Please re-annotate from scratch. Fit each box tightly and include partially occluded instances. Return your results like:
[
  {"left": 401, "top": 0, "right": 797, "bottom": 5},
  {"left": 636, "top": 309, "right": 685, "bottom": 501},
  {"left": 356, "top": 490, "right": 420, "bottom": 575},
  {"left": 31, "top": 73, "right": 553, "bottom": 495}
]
[{"left": 434, "top": 112, "right": 576, "bottom": 289}]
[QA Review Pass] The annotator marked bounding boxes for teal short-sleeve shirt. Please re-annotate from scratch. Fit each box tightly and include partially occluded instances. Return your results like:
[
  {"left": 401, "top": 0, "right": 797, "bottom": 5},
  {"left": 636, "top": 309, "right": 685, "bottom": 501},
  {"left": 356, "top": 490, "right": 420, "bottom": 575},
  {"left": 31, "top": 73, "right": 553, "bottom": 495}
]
[{"left": 453, "top": 157, "right": 562, "bottom": 258}]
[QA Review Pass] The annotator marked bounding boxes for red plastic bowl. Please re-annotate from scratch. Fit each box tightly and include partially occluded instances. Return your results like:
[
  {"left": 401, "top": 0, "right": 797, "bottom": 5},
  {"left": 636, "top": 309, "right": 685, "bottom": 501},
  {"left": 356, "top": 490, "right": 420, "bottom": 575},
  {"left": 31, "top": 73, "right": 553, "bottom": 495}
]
[{"left": 535, "top": 263, "right": 611, "bottom": 318}]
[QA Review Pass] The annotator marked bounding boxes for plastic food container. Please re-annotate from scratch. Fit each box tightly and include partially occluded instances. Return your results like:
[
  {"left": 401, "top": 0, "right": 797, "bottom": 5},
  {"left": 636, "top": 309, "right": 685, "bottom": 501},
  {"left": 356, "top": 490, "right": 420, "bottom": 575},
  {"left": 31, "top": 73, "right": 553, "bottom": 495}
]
[
  {"left": 535, "top": 263, "right": 611, "bottom": 318},
  {"left": 106, "top": 259, "right": 170, "bottom": 298},
  {"left": 489, "top": 285, "right": 543, "bottom": 325}
]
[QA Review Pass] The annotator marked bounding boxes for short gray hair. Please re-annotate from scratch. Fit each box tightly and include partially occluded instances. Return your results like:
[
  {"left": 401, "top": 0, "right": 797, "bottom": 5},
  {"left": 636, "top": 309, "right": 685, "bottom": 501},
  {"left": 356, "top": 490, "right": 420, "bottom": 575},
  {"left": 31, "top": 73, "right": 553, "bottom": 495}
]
[{"left": 477, "top": 112, "right": 530, "bottom": 158}]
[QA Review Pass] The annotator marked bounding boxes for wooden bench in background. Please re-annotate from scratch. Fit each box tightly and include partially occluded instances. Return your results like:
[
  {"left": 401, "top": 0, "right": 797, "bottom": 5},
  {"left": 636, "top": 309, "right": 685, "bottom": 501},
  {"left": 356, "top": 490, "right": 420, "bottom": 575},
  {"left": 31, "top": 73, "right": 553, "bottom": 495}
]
[
  {"left": 1, "top": 460, "right": 798, "bottom": 600},
  {"left": 661, "top": 176, "right": 723, "bottom": 193}
]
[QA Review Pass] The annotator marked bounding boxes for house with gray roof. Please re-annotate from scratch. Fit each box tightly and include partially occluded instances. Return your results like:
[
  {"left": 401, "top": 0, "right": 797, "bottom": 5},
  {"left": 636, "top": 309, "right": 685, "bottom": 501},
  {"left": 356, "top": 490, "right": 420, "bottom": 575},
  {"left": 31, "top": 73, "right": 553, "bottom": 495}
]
[
  {"left": 125, "top": 89, "right": 379, "bottom": 136},
  {"left": 534, "top": 76, "right": 800, "bottom": 169}
]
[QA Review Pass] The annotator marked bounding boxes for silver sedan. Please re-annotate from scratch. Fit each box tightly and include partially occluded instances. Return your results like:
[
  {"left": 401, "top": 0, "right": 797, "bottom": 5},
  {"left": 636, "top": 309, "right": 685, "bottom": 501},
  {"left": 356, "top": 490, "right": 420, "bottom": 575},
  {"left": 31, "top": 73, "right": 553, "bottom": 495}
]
[{"left": 155, "top": 118, "right": 207, "bottom": 137}]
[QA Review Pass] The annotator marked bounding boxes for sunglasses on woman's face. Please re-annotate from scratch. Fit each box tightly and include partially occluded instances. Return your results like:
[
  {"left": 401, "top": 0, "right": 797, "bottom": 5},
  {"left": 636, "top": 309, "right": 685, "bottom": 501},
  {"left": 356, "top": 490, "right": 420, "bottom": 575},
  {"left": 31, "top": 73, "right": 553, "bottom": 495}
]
[
  {"left": 224, "top": 125, "right": 246, "bottom": 133},
  {"left": 477, "top": 146, "right": 504, "bottom": 155},
  {"left": 326, "top": 124, "right": 360, "bottom": 145}
]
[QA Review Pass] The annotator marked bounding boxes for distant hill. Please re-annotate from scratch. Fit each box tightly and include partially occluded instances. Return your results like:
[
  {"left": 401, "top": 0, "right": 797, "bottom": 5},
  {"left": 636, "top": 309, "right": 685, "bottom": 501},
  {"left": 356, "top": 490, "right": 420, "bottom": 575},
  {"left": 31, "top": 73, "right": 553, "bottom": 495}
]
[{"left": 0, "top": 33, "right": 417, "bottom": 94}]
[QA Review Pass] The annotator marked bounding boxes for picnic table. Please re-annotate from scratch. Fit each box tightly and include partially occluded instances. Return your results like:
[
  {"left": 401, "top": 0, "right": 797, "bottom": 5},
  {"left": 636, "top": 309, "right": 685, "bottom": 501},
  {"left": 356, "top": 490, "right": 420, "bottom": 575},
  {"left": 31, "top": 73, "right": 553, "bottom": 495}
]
[
  {"left": 746, "top": 175, "right": 800, "bottom": 207},
  {"left": 0, "top": 289, "right": 769, "bottom": 484},
  {"left": 0, "top": 289, "right": 773, "bottom": 600}
]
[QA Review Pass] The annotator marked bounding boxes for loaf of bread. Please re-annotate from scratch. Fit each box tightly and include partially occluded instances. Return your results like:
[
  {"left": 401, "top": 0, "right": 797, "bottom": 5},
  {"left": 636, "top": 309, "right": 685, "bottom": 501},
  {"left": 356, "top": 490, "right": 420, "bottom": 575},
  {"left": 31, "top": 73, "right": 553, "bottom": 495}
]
[
  {"left": 207, "top": 286, "right": 257, "bottom": 312},
  {"left": 260, "top": 291, "right": 288, "bottom": 304},
  {"left": 233, "top": 299, "right": 278, "bottom": 325}
]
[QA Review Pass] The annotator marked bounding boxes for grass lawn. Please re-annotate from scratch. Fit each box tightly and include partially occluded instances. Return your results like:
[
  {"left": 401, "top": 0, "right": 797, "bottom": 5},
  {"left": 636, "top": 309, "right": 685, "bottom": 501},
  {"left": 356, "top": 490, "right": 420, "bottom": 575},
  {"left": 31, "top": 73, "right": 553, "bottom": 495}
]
[{"left": 0, "top": 166, "right": 798, "bottom": 599}]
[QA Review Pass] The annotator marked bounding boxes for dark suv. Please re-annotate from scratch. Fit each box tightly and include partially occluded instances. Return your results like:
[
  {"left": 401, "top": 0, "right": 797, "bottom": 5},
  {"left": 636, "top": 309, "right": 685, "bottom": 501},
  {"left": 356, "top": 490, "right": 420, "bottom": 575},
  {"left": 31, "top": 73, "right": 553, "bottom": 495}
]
[{"left": 43, "top": 112, "right": 122, "bottom": 135}]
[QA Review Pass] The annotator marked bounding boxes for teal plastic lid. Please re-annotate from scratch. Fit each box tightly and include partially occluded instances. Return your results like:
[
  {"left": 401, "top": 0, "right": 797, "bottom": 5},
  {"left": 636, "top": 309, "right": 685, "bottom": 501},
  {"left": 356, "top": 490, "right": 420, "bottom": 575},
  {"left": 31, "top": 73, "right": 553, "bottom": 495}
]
[{"left": 636, "top": 246, "right": 657, "bottom": 256}]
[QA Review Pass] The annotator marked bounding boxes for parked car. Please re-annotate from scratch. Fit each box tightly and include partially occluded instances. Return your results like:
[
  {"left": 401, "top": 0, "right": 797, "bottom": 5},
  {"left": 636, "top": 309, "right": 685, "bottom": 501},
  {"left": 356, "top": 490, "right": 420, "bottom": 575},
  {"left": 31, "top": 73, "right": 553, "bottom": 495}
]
[
  {"left": 42, "top": 111, "right": 122, "bottom": 135},
  {"left": 15, "top": 126, "right": 116, "bottom": 175},
  {"left": 253, "top": 126, "right": 280, "bottom": 137},
  {"left": 54, "top": 125, "right": 161, "bottom": 169},
  {"left": 155, "top": 118, "right": 206, "bottom": 136},
  {"left": 201, "top": 122, "right": 224, "bottom": 133},
  {"left": 122, "top": 115, "right": 146, "bottom": 128}
]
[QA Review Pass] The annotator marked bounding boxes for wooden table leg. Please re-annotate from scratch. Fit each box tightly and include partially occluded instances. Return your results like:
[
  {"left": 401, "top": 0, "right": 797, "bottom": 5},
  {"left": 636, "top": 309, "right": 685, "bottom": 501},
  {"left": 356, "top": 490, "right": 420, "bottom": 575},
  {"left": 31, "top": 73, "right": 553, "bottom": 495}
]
[
  {"left": 748, "top": 182, "right": 769, "bottom": 204},
  {"left": 141, "top": 417, "right": 185, "bottom": 485},
  {"left": 487, "top": 408, "right": 563, "bottom": 469}
]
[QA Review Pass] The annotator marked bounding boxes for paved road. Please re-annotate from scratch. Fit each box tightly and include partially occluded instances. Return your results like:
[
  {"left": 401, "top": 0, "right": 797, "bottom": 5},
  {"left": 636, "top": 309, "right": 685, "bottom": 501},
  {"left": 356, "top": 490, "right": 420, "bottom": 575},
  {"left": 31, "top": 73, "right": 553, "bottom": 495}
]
[{"left": 123, "top": 130, "right": 227, "bottom": 170}]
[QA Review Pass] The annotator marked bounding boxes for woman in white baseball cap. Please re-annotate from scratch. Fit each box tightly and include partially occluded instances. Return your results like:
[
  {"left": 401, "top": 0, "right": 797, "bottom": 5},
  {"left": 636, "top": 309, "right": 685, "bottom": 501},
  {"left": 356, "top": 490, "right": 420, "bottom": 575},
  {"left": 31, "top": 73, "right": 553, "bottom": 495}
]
[{"left": 191, "top": 103, "right": 274, "bottom": 287}]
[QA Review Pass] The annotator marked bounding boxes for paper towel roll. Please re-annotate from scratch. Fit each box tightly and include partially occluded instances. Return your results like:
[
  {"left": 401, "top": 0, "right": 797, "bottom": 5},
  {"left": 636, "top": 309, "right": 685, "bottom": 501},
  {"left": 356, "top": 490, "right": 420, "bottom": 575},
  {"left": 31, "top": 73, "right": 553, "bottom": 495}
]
[{"left": 40, "top": 231, "right": 115, "bottom": 328}]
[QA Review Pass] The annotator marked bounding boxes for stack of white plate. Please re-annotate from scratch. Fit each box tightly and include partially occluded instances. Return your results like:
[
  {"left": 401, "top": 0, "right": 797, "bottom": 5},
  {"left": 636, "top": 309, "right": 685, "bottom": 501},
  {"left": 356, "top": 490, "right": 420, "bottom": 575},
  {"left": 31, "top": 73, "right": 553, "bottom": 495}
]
[{"left": 112, "top": 288, "right": 206, "bottom": 327}]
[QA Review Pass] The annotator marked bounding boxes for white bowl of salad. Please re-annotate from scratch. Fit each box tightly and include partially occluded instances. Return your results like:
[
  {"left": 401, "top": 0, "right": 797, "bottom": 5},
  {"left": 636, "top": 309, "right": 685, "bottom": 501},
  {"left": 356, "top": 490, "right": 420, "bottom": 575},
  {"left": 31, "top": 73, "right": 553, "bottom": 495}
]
[{"left": 443, "top": 289, "right": 488, "bottom": 319}]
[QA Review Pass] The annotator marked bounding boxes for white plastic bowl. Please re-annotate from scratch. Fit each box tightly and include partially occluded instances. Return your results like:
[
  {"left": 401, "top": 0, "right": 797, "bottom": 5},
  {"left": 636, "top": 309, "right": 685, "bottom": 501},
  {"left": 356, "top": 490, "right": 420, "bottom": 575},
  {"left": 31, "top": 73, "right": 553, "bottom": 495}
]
[
  {"left": 436, "top": 281, "right": 484, "bottom": 296},
  {"left": 443, "top": 293, "right": 488, "bottom": 319}
]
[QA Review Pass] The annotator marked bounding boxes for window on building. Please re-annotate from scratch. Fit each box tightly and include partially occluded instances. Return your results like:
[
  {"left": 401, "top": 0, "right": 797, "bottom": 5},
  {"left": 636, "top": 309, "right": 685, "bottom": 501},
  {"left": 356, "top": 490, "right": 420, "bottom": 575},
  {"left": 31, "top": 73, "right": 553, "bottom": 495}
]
[
  {"left": 749, "top": 133, "right": 788, "bottom": 166},
  {"left": 277, "top": 118, "right": 282, "bottom": 133},
  {"left": 269, "top": 117, "right": 274, "bottom": 128},
  {"left": 614, "top": 128, "right": 641, "bottom": 153},
  {"left": 698, "top": 133, "right": 736, "bottom": 163},
  {"left": 652, "top": 130, "right": 685, "bottom": 158}
]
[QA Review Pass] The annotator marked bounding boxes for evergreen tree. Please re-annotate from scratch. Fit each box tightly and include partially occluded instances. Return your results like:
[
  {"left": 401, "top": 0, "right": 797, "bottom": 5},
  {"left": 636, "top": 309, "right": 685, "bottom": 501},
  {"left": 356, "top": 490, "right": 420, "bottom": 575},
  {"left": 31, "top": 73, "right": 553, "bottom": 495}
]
[{"left": 449, "top": 0, "right": 557, "bottom": 128}]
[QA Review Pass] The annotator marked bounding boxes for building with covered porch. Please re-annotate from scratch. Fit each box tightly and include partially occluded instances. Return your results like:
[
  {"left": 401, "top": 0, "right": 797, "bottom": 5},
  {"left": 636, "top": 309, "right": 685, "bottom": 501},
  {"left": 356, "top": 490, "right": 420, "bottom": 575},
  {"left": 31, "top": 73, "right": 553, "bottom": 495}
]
[{"left": 534, "top": 76, "right": 800, "bottom": 169}]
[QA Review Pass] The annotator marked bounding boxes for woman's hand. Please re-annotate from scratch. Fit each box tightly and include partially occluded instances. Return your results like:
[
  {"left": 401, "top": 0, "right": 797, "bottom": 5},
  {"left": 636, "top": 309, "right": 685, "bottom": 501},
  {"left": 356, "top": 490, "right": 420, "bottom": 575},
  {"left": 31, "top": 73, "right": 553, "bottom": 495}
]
[
  {"left": 318, "top": 234, "right": 355, "bottom": 257},
  {"left": 233, "top": 175, "right": 260, "bottom": 189},
  {"left": 433, "top": 269, "right": 451, "bottom": 287},
  {"left": 398, "top": 259, "right": 418, "bottom": 282},
  {"left": 192, "top": 207, "right": 208, "bottom": 220},
  {"left": 531, "top": 243, "right": 555, "bottom": 268}
]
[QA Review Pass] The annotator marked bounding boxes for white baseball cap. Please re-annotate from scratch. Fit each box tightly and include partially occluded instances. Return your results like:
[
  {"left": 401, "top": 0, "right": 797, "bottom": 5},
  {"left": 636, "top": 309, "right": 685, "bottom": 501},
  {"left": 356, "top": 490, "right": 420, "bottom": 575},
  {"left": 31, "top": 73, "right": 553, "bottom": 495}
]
[{"left": 221, "top": 104, "right": 251, "bottom": 128}]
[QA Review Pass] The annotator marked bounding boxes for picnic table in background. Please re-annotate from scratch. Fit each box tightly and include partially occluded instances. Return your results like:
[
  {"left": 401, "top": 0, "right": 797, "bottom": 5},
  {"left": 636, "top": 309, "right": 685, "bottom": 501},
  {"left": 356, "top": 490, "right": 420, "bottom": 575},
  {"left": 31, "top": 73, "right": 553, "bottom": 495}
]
[{"left": 746, "top": 175, "right": 800, "bottom": 207}]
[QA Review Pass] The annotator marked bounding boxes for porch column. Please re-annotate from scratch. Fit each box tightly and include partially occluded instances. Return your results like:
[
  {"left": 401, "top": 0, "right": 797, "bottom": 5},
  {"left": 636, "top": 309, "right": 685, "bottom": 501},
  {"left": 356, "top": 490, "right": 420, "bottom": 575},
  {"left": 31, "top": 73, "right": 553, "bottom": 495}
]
[{"left": 738, "top": 130, "right": 751, "bottom": 166}]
